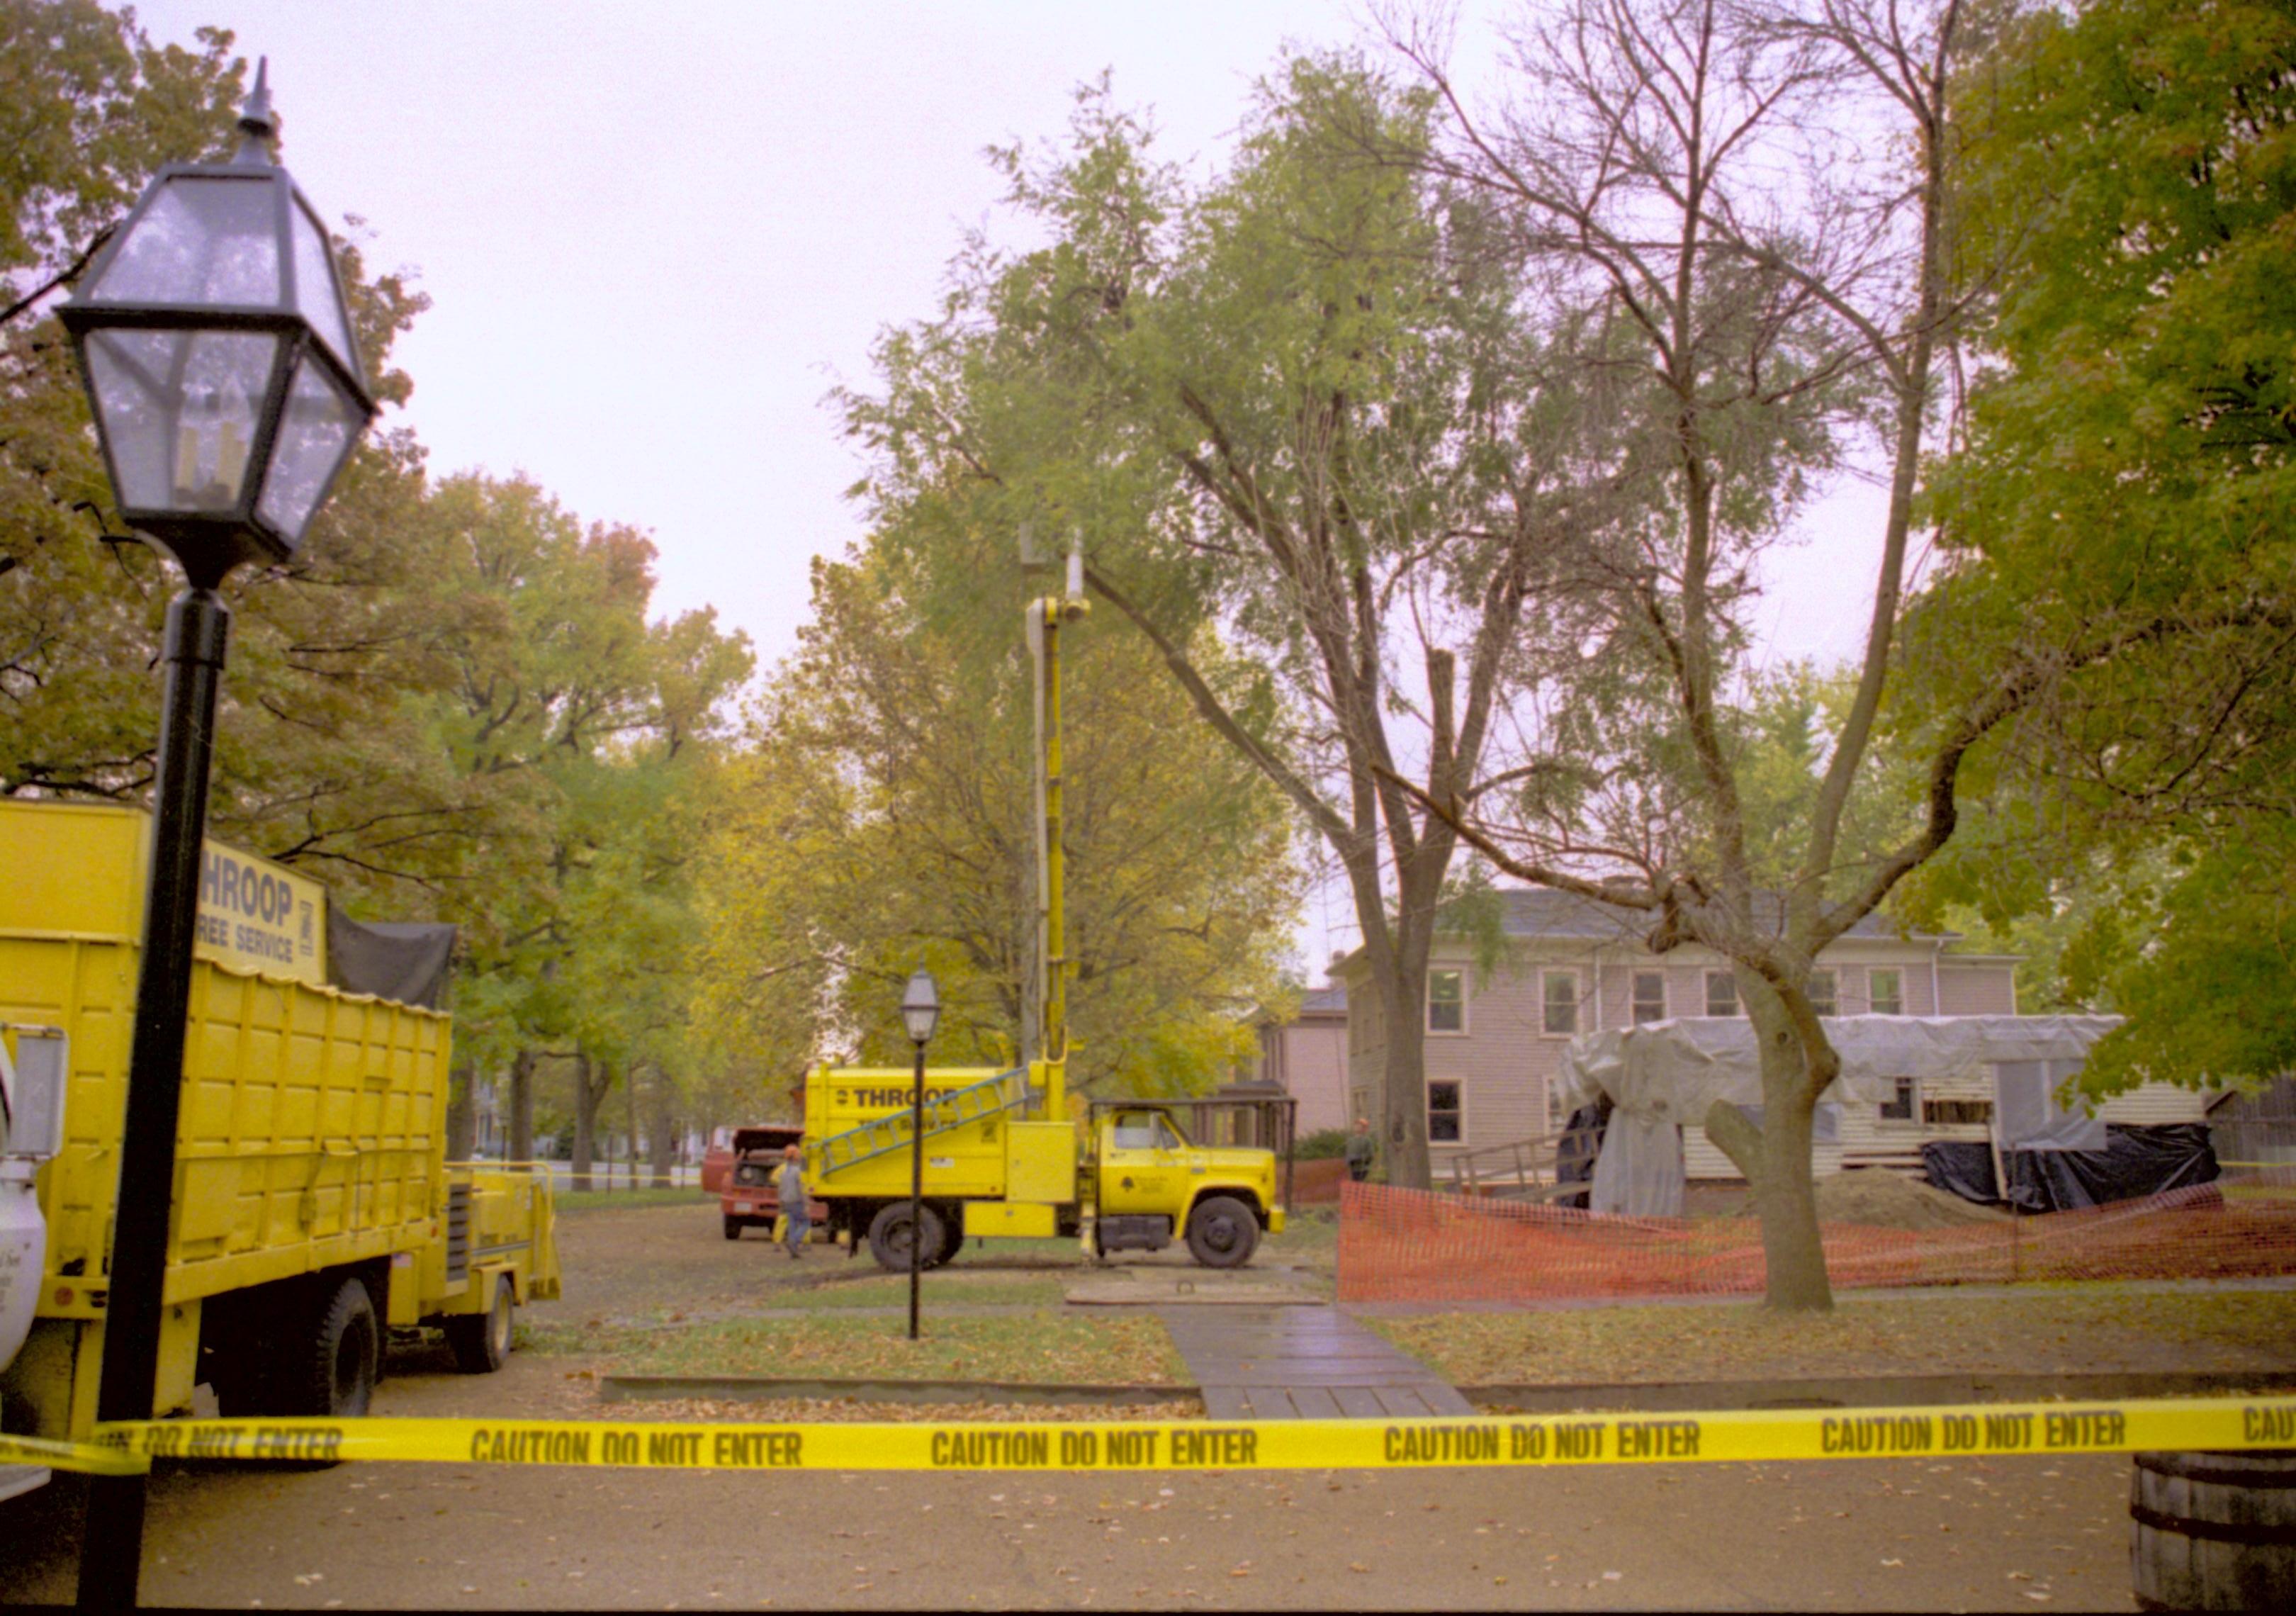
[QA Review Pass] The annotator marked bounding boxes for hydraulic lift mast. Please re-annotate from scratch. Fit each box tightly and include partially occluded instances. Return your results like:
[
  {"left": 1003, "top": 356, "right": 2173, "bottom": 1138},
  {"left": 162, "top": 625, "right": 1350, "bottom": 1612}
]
[{"left": 1028, "top": 537, "right": 1088, "bottom": 1121}]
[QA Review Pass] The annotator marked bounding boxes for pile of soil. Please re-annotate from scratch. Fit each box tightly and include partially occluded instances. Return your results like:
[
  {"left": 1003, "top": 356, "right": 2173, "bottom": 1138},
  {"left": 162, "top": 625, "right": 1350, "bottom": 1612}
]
[{"left": 1721, "top": 1169, "right": 2010, "bottom": 1230}]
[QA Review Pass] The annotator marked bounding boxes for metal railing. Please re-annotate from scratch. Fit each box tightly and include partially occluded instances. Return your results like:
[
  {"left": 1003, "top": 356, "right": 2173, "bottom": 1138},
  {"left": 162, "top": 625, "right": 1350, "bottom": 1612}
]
[{"left": 1444, "top": 1127, "right": 1602, "bottom": 1202}]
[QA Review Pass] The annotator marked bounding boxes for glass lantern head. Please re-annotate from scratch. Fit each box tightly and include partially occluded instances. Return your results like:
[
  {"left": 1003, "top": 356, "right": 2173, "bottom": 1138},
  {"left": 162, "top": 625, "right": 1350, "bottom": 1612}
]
[
  {"left": 901, "top": 969, "right": 942, "bottom": 1046},
  {"left": 59, "top": 63, "right": 376, "bottom": 583}
]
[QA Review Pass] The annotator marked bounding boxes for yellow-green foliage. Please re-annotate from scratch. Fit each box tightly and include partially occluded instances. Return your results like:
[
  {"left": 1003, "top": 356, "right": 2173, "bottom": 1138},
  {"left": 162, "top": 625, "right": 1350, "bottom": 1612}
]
[{"left": 690, "top": 546, "right": 1298, "bottom": 1098}]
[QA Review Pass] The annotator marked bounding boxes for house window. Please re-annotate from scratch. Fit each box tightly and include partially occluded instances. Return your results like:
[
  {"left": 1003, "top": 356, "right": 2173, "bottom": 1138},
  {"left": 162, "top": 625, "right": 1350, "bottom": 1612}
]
[
  {"left": 1871, "top": 968, "right": 1904, "bottom": 1016},
  {"left": 1631, "top": 971, "right": 1667, "bottom": 1024},
  {"left": 1809, "top": 969, "right": 1838, "bottom": 1018},
  {"left": 1428, "top": 1080, "right": 1463, "bottom": 1143},
  {"left": 1925, "top": 1097, "right": 1993, "bottom": 1126},
  {"left": 1879, "top": 1077, "right": 1917, "bottom": 1122},
  {"left": 1543, "top": 970, "right": 1580, "bottom": 1036},
  {"left": 1705, "top": 970, "right": 1740, "bottom": 1017},
  {"left": 1428, "top": 970, "right": 1465, "bottom": 1034}
]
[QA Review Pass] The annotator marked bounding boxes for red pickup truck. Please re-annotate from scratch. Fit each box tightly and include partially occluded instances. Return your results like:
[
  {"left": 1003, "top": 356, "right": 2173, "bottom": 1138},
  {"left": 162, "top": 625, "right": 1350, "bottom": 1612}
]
[{"left": 712, "top": 1124, "right": 829, "bottom": 1241}]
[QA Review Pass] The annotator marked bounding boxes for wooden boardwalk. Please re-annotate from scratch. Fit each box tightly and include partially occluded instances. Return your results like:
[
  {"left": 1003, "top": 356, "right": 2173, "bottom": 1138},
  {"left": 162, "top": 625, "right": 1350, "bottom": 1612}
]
[{"left": 1157, "top": 1305, "right": 1475, "bottom": 1420}]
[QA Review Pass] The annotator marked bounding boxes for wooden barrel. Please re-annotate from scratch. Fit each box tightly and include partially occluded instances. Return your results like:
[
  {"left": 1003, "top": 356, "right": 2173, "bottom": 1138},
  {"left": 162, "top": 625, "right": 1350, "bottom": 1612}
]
[{"left": 2131, "top": 1449, "right": 2296, "bottom": 1610}]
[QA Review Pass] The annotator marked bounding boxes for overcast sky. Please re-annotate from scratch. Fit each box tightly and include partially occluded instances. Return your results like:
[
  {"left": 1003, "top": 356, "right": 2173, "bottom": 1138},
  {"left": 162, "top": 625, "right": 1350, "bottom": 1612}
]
[{"left": 133, "top": 1, "right": 1897, "bottom": 973}]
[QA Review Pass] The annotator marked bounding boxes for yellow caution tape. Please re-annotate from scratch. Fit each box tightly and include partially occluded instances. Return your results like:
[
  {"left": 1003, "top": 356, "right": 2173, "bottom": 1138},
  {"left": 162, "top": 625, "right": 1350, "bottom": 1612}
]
[
  {"left": 67, "top": 1396, "right": 2296, "bottom": 1475},
  {"left": 0, "top": 1432, "right": 150, "bottom": 1476}
]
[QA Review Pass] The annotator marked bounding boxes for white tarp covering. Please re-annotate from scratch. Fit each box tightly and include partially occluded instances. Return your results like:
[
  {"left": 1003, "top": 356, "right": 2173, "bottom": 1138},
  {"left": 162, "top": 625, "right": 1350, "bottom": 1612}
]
[{"left": 1558, "top": 1014, "right": 2124, "bottom": 1216}]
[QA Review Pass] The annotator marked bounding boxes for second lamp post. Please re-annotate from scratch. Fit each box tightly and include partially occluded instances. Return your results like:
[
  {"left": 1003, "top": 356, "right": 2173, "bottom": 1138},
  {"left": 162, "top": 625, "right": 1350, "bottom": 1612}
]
[{"left": 899, "top": 968, "right": 940, "bottom": 1339}]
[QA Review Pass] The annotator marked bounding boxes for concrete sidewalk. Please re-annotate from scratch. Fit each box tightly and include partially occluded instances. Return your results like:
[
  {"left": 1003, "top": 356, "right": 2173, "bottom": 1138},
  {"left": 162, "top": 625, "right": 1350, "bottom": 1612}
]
[{"left": 1158, "top": 1305, "right": 1476, "bottom": 1420}]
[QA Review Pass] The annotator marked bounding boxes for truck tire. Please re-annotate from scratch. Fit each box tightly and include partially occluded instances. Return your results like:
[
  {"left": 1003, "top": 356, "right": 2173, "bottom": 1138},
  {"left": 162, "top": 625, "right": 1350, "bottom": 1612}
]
[
  {"left": 865, "top": 1201, "right": 945, "bottom": 1274},
  {"left": 1186, "top": 1196, "right": 1259, "bottom": 1269},
  {"left": 446, "top": 1273, "right": 514, "bottom": 1374},
  {"left": 723, "top": 1215, "right": 743, "bottom": 1240},
  {"left": 284, "top": 1275, "right": 379, "bottom": 1418}
]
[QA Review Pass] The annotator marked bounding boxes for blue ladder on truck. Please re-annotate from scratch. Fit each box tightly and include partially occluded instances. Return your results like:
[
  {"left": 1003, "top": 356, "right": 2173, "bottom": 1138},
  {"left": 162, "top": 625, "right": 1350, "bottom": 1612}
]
[{"left": 807, "top": 1067, "right": 1030, "bottom": 1180}]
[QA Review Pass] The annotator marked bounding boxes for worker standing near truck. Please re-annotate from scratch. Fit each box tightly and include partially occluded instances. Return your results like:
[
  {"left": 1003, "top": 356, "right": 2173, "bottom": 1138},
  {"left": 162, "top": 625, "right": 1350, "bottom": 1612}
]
[{"left": 777, "top": 1145, "right": 809, "bottom": 1258}]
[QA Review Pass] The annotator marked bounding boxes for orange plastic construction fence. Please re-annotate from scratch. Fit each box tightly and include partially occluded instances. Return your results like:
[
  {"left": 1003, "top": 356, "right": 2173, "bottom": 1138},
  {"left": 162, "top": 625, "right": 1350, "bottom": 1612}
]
[{"left": 1336, "top": 1177, "right": 2296, "bottom": 1304}]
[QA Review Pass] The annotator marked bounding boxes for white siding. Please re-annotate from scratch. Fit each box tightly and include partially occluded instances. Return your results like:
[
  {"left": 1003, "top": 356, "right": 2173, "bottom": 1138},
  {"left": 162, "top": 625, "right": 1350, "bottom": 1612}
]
[{"left": 2097, "top": 1084, "right": 2215, "bottom": 1126}]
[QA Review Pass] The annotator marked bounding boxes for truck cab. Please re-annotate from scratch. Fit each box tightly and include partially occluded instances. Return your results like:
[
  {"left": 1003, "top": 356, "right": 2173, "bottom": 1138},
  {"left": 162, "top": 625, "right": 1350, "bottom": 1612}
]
[{"left": 1088, "top": 1102, "right": 1283, "bottom": 1266}]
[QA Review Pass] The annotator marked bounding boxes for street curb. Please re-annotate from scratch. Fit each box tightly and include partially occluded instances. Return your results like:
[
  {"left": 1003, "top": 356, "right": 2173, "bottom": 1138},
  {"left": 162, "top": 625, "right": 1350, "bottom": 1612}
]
[
  {"left": 599, "top": 1376, "right": 1198, "bottom": 1407},
  {"left": 1464, "top": 1369, "right": 2296, "bottom": 1413}
]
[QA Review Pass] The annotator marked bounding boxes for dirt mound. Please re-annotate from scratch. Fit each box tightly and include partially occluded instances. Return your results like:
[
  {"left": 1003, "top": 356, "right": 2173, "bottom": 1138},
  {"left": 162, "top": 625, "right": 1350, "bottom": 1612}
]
[{"left": 1723, "top": 1169, "right": 2009, "bottom": 1230}]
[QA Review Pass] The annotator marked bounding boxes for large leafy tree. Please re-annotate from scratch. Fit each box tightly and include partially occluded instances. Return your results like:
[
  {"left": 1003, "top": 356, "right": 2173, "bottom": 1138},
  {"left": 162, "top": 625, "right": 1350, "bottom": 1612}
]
[
  {"left": 844, "top": 61, "right": 1626, "bottom": 1186},
  {"left": 0, "top": 1, "right": 246, "bottom": 322},
  {"left": 1370, "top": 0, "right": 1991, "bottom": 1309},
  {"left": 692, "top": 544, "right": 1297, "bottom": 1097},
  {"left": 0, "top": 4, "right": 763, "bottom": 1157},
  {"left": 412, "top": 473, "right": 751, "bottom": 1174},
  {"left": 0, "top": 5, "right": 487, "bottom": 913},
  {"left": 1902, "top": 0, "right": 2296, "bottom": 1096}
]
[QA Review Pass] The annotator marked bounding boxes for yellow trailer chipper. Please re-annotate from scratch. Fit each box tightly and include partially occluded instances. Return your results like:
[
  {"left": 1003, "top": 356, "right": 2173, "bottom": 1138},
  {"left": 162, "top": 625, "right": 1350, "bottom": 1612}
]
[
  {"left": 800, "top": 548, "right": 1285, "bottom": 1271},
  {"left": 0, "top": 802, "right": 559, "bottom": 1502}
]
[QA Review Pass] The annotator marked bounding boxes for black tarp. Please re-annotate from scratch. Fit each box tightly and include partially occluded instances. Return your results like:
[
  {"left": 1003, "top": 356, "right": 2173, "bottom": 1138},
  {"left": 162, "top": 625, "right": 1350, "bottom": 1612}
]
[
  {"left": 1554, "top": 1098, "right": 1612, "bottom": 1211},
  {"left": 326, "top": 913, "right": 456, "bottom": 1009},
  {"left": 1922, "top": 1140, "right": 1999, "bottom": 1205},
  {"left": 2000, "top": 1123, "right": 2221, "bottom": 1213}
]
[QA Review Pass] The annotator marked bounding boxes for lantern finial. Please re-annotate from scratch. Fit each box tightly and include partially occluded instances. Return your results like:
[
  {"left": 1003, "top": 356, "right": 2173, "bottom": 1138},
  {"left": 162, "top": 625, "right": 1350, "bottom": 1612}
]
[{"left": 233, "top": 58, "right": 276, "bottom": 166}]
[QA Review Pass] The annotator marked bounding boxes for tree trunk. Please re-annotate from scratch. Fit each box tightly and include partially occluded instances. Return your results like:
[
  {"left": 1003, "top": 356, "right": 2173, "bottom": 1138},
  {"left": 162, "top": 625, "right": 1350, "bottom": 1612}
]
[
  {"left": 622, "top": 1062, "right": 640, "bottom": 1192},
  {"left": 446, "top": 1061, "right": 478, "bottom": 1161},
  {"left": 1378, "top": 989, "right": 1432, "bottom": 1191},
  {"left": 572, "top": 1054, "right": 612, "bottom": 1193},
  {"left": 509, "top": 1048, "right": 535, "bottom": 1165},
  {"left": 1745, "top": 986, "right": 1833, "bottom": 1312},
  {"left": 647, "top": 1065, "right": 676, "bottom": 1188},
  {"left": 1366, "top": 831, "right": 1453, "bottom": 1194}
]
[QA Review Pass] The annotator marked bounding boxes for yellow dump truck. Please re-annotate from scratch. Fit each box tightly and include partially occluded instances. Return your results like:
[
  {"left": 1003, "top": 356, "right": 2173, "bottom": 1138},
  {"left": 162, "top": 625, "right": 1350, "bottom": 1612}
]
[
  {"left": 801, "top": 546, "right": 1285, "bottom": 1272},
  {"left": 803, "top": 1065, "right": 1283, "bottom": 1269},
  {"left": 0, "top": 800, "right": 557, "bottom": 1494}
]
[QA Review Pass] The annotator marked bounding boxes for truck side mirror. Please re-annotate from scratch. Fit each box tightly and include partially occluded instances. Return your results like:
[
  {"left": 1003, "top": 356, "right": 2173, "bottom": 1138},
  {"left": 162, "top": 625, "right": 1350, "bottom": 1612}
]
[{"left": 1, "top": 1026, "right": 68, "bottom": 1160}]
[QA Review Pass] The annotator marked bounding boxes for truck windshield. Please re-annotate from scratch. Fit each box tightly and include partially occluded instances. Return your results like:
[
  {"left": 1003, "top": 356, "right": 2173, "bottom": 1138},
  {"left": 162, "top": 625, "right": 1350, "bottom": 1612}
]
[{"left": 1110, "top": 1111, "right": 1190, "bottom": 1150}]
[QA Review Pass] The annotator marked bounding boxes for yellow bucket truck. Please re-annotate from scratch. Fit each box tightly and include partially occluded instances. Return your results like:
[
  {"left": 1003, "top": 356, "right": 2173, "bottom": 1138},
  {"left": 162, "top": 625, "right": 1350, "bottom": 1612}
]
[
  {"left": 0, "top": 800, "right": 558, "bottom": 1498},
  {"left": 801, "top": 547, "right": 1284, "bottom": 1272}
]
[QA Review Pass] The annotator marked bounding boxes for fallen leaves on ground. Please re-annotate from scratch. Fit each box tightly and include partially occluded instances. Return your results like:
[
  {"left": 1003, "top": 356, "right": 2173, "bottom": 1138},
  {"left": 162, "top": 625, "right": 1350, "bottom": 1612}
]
[
  {"left": 519, "top": 1308, "right": 1189, "bottom": 1386},
  {"left": 1368, "top": 1289, "right": 2296, "bottom": 1385}
]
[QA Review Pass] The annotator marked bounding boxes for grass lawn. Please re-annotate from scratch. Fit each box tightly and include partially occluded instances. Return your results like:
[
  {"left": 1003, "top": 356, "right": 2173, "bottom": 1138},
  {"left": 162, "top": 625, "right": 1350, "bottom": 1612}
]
[
  {"left": 1368, "top": 1287, "right": 2296, "bottom": 1386},
  {"left": 519, "top": 1308, "right": 1186, "bottom": 1385},
  {"left": 784, "top": 1272, "right": 1071, "bottom": 1310},
  {"left": 553, "top": 1186, "right": 713, "bottom": 1213}
]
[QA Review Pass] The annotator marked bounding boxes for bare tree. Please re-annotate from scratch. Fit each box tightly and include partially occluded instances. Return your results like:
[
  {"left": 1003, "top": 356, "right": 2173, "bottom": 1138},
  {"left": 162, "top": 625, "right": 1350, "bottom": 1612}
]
[{"left": 1375, "top": 0, "right": 1974, "bottom": 1307}]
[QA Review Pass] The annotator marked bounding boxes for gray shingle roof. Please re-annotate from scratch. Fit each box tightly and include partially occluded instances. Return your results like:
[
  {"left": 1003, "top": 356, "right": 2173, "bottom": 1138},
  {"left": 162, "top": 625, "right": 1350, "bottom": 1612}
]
[
  {"left": 1299, "top": 984, "right": 1347, "bottom": 1014},
  {"left": 1495, "top": 887, "right": 1941, "bottom": 943}
]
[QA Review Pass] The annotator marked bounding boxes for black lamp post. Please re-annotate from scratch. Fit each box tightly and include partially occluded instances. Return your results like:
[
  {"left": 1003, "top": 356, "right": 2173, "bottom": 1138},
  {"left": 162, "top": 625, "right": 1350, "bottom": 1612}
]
[
  {"left": 900, "top": 968, "right": 940, "bottom": 1341},
  {"left": 58, "top": 62, "right": 375, "bottom": 1611}
]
